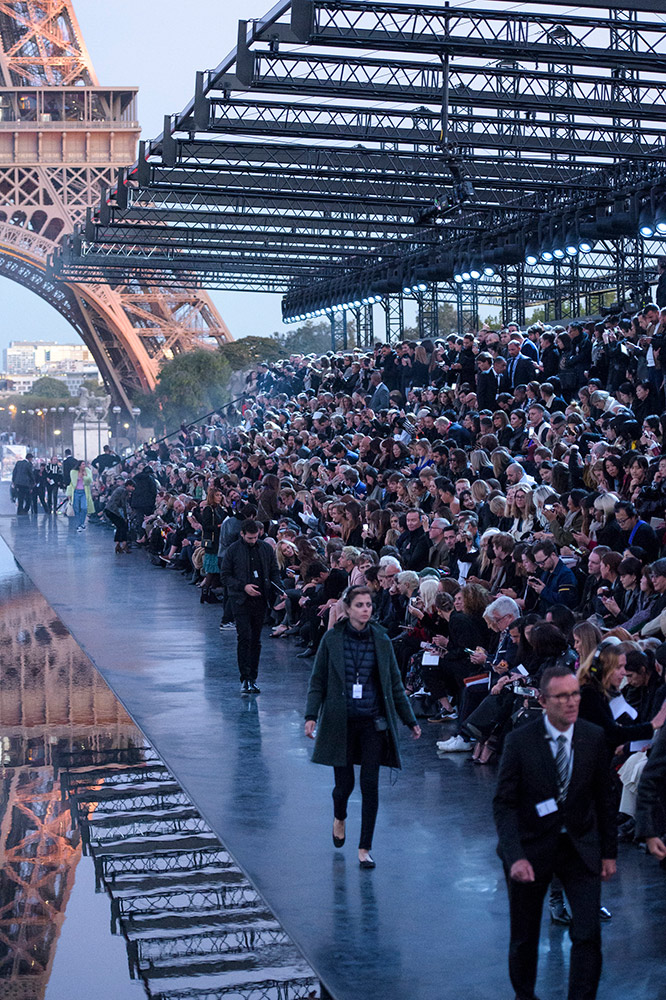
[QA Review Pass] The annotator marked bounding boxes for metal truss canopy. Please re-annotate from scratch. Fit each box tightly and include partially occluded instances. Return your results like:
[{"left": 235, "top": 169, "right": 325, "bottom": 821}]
[{"left": 52, "top": 0, "right": 666, "bottom": 329}]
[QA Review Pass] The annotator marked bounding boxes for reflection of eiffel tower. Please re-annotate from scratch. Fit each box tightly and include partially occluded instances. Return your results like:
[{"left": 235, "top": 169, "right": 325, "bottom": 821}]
[
  {"left": 0, "top": 1, "right": 232, "bottom": 409},
  {"left": 0, "top": 585, "right": 142, "bottom": 1000}
]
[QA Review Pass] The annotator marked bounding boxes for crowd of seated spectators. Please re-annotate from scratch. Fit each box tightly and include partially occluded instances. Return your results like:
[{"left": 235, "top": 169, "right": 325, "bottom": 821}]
[{"left": 93, "top": 307, "right": 666, "bottom": 857}]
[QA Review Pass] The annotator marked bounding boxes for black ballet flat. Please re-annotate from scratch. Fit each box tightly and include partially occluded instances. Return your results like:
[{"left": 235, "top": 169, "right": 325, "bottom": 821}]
[
  {"left": 332, "top": 825, "right": 345, "bottom": 848},
  {"left": 359, "top": 856, "right": 376, "bottom": 869}
]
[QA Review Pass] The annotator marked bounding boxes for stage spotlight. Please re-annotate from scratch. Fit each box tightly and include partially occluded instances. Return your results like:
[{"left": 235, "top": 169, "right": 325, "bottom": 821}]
[
  {"left": 655, "top": 196, "right": 666, "bottom": 234},
  {"left": 639, "top": 204, "right": 655, "bottom": 238},
  {"left": 541, "top": 247, "right": 554, "bottom": 262},
  {"left": 525, "top": 242, "right": 539, "bottom": 266},
  {"left": 578, "top": 237, "right": 595, "bottom": 253},
  {"left": 483, "top": 264, "right": 496, "bottom": 277}
]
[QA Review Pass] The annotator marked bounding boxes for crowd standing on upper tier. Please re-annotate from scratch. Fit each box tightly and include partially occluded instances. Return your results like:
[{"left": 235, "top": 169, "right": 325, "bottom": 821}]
[{"left": 9, "top": 309, "right": 666, "bottom": 996}]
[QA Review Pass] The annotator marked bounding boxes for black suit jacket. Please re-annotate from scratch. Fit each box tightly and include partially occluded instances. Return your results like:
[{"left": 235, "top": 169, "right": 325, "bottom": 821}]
[
  {"left": 506, "top": 355, "right": 536, "bottom": 388},
  {"left": 476, "top": 369, "right": 497, "bottom": 411},
  {"left": 219, "top": 537, "right": 281, "bottom": 606},
  {"left": 493, "top": 716, "right": 617, "bottom": 877}
]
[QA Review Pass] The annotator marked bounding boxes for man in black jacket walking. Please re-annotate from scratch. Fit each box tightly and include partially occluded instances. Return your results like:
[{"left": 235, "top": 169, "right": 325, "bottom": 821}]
[
  {"left": 11, "top": 453, "right": 35, "bottom": 515},
  {"left": 493, "top": 664, "right": 617, "bottom": 1000},
  {"left": 219, "top": 520, "right": 281, "bottom": 694}
]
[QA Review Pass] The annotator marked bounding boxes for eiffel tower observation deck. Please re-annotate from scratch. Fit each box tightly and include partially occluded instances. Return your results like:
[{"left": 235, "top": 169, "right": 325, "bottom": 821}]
[{"left": 0, "top": 1, "right": 232, "bottom": 408}]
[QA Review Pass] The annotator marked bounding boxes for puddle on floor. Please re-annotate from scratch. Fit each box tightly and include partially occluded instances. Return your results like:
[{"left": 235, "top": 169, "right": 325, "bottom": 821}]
[{"left": 0, "top": 541, "right": 320, "bottom": 1000}]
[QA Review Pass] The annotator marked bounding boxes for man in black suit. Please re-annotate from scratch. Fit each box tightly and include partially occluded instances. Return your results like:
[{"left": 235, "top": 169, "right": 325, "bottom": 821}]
[
  {"left": 493, "top": 665, "right": 617, "bottom": 1000},
  {"left": 491, "top": 356, "right": 511, "bottom": 397},
  {"left": 476, "top": 352, "right": 497, "bottom": 410},
  {"left": 506, "top": 340, "right": 536, "bottom": 388}
]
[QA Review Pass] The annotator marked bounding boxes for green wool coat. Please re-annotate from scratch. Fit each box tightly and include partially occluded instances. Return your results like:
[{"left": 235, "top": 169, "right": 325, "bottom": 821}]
[{"left": 304, "top": 621, "right": 418, "bottom": 769}]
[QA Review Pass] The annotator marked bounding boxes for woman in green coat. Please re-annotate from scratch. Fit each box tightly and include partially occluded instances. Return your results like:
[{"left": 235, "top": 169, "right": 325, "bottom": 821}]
[
  {"left": 304, "top": 586, "right": 420, "bottom": 868},
  {"left": 66, "top": 460, "right": 94, "bottom": 532}
]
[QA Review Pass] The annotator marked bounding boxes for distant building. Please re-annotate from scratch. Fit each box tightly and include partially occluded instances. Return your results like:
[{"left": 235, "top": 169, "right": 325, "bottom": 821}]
[
  {"left": 0, "top": 364, "right": 100, "bottom": 396},
  {"left": 4, "top": 341, "right": 95, "bottom": 375}
]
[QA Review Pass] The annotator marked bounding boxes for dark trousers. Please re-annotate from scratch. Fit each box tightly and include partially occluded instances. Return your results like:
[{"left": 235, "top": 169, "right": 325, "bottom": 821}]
[
  {"left": 46, "top": 482, "right": 59, "bottom": 512},
  {"left": 104, "top": 509, "right": 129, "bottom": 543},
  {"left": 506, "top": 834, "right": 602, "bottom": 1000},
  {"left": 16, "top": 486, "right": 32, "bottom": 514},
  {"left": 333, "top": 718, "right": 385, "bottom": 851},
  {"left": 233, "top": 598, "right": 266, "bottom": 681}
]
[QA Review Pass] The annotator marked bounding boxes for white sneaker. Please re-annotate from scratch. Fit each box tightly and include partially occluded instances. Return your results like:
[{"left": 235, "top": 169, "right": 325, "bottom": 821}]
[
  {"left": 437, "top": 735, "right": 472, "bottom": 752},
  {"left": 220, "top": 622, "right": 236, "bottom": 631},
  {"left": 76, "top": 525, "right": 85, "bottom": 533}
]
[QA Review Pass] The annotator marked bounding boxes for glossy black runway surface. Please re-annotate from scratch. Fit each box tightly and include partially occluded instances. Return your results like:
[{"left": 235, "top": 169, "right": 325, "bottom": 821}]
[{"left": 1, "top": 488, "right": 665, "bottom": 1000}]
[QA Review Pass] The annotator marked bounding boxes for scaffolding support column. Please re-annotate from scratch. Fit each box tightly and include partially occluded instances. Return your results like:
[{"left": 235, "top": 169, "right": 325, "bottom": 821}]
[{"left": 382, "top": 293, "right": 404, "bottom": 343}]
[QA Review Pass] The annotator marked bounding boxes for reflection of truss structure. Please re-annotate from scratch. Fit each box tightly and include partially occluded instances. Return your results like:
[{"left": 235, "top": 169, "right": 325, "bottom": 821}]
[
  {"left": 54, "top": 0, "right": 666, "bottom": 337},
  {"left": 0, "top": 1, "right": 232, "bottom": 407},
  {"left": 0, "top": 583, "right": 142, "bottom": 999},
  {"left": 61, "top": 747, "right": 320, "bottom": 1000}
]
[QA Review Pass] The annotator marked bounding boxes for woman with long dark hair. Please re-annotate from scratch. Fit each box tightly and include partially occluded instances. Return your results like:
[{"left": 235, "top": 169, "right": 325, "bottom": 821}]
[
  {"left": 304, "top": 586, "right": 420, "bottom": 868},
  {"left": 199, "top": 485, "right": 224, "bottom": 603}
]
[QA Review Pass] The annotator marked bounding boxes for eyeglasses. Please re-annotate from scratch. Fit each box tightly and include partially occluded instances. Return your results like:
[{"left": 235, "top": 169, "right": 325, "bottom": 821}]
[
  {"left": 534, "top": 558, "right": 549, "bottom": 567},
  {"left": 546, "top": 691, "right": 581, "bottom": 703}
]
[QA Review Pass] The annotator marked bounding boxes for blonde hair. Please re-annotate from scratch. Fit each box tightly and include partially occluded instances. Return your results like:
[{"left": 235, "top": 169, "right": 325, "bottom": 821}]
[
  {"left": 578, "top": 639, "right": 623, "bottom": 695},
  {"left": 418, "top": 576, "right": 441, "bottom": 614}
]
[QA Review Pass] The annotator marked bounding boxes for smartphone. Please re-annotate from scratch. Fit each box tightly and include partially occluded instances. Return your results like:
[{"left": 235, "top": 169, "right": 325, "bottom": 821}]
[{"left": 514, "top": 685, "right": 539, "bottom": 699}]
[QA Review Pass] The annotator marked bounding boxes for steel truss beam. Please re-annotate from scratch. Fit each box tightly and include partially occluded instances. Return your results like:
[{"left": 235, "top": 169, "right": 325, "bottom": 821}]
[{"left": 53, "top": 0, "right": 666, "bottom": 322}]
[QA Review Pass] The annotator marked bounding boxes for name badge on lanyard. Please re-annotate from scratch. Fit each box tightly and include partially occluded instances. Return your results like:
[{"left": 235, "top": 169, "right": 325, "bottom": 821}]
[{"left": 352, "top": 684, "right": 363, "bottom": 699}]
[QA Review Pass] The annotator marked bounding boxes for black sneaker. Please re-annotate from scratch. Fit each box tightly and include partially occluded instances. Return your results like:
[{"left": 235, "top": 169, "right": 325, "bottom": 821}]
[
  {"left": 240, "top": 680, "right": 250, "bottom": 695},
  {"left": 247, "top": 682, "right": 261, "bottom": 694}
]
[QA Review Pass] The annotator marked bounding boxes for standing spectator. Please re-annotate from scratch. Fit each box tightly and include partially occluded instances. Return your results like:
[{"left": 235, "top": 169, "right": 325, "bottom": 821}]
[{"left": 92, "top": 444, "right": 121, "bottom": 479}]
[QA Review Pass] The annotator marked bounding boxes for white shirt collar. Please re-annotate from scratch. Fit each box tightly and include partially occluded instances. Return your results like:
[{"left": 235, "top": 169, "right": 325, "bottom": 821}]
[{"left": 543, "top": 713, "right": 574, "bottom": 747}]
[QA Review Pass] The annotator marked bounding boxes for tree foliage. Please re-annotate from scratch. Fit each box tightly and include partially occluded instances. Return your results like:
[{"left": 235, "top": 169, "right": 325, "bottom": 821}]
[{"left": 30, "top": 376, "right": 71, "bottom": 398}]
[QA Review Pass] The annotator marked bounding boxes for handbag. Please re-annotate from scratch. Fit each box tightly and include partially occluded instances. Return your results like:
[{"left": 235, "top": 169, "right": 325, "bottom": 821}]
[{"left": 65, "top": 501, "right": 74, "bottom": 517}]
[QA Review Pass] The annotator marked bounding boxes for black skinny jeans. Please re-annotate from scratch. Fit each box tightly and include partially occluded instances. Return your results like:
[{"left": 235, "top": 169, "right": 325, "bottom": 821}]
[
  {"left": 333, "top": 717, "right": 385, "bottom": 851},
  {"left": 233, "top": 597, "right": 266, "bottom": 681}
]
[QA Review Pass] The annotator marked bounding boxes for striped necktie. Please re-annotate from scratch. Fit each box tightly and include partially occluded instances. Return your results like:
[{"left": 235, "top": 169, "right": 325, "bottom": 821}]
[{"left": 555, "top": 734, "right": 570, "bottom": 803}]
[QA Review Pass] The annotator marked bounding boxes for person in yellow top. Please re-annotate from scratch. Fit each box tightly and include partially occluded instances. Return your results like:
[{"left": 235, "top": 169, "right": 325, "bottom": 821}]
[{"left": 66, "top": 460, "right": 94, "bottom": 532}]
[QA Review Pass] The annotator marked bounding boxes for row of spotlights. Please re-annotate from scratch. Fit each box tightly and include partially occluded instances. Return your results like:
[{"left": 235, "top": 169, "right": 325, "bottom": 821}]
[
  {"left": 525, "top": 237, "right": 595, "bottom": 267},
  {"left": 285, "top": 294, "right": 384, "bottom": 323},
  {"left": 453, "top": 263, "right": 496, "bottom": 283},
  {"left": 639, "top": 219, "right": 666, "bottom": 239}
]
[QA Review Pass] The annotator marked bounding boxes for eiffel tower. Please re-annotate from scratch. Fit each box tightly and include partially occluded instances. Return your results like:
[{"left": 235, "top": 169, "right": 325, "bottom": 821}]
[{"left": 0, "top": 1, "right": 232, "bottom": 409}]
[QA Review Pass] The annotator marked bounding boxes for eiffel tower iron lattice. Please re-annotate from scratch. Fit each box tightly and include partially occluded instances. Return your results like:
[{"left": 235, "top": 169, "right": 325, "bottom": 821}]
[{"left": 0, "top": 0, "right": 233, "bottom": 408}]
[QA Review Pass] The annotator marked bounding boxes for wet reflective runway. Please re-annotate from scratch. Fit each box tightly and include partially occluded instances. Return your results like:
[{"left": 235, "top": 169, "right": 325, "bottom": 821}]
[
  {"left": 0, "top": 537, "right": 316, "bottom": 1000},
  {"left": 1, "top": 490, "right": 665, "bottom": 1000}
]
